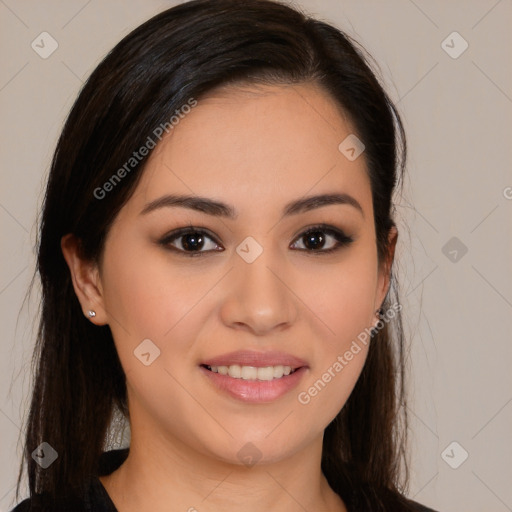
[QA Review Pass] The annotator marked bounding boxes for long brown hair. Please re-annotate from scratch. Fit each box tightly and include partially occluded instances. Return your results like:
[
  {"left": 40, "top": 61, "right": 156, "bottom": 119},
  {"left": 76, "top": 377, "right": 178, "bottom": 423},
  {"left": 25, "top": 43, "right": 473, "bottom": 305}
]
[{"left": 15, "top": 1, "right": 410, "bottom": 510}]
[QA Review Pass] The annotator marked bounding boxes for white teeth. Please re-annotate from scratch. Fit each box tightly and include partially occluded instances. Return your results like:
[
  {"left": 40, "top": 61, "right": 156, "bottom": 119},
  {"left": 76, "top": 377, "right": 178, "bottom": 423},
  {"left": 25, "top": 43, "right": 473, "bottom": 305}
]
[
  {"left": 273, "top": 365, "right": 284, "bottom": 378},
  {"left": 241, "top": 366, "right": 258, "bottom": 380},
  {"left": 228, "top": 364, "right": 242, "bottom": 378},
  {"left": 207, "top": 364, "right": 295, "bottom": 380}
]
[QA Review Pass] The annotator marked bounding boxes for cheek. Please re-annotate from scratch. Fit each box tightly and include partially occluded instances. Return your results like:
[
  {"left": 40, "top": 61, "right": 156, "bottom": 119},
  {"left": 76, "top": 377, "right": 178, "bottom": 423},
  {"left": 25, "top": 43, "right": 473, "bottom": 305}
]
[
  {"left": 99, "top": 239, "right": 227, "bottom": 388},
  {"left": 295, "top": 245, "right": 378, "bottom": 341},
  {"left": 293, "top": 245, "right": 377, "bottom": 417},
  {"left": 101, "top": 239, "right": 207, "bottom": 339},
  {"left": 99, "top": 244, "right": 209, "bottom": 420}
]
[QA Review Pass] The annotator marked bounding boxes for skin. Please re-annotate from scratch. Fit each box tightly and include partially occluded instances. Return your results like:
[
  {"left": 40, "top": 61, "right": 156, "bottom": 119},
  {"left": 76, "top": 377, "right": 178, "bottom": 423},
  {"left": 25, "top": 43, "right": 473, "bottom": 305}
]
[{"left": 62, "top": 82, "right": 397, "bottom": 512}]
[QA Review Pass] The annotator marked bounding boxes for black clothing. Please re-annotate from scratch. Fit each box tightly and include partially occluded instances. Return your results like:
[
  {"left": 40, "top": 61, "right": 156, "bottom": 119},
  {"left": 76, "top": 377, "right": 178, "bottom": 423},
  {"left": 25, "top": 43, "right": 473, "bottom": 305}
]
[
  {"left": 10, "top": 449, "right": 126, "bottom": 512},
  {"left": 10, "top": 448, "right": 439, "bottom": 511}
]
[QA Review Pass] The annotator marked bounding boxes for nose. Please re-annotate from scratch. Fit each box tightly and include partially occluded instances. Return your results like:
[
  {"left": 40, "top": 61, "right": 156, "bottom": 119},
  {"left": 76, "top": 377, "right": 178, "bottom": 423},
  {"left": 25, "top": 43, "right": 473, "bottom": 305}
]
[{"left": 219, "top": 246, "right": 298, "bottom": 336}]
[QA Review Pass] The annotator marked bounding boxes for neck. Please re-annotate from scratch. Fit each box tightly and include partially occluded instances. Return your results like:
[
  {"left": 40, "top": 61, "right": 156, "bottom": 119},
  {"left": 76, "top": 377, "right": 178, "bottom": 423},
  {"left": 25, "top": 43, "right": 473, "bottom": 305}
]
[{"left": 100, "top": 432, "right": 347, "bottom": 512}]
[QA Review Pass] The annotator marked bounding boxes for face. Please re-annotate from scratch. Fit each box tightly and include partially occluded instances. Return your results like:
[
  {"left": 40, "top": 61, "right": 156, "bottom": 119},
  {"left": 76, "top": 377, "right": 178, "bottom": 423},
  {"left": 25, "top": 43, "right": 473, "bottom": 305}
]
[{"left": 64, "top": 83, "right": 394, "bottom": 466}]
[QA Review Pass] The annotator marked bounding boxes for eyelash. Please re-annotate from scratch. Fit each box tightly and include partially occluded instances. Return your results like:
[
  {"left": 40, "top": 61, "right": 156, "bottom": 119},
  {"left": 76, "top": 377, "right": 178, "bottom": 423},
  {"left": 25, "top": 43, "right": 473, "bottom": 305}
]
[{"left": 158, "top": 223, "right": 354, "bottom": 257}]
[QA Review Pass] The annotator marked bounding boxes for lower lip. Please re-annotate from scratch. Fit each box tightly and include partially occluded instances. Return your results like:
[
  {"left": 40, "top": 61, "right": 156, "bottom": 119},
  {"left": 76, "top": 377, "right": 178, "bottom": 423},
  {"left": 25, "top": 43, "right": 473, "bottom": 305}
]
[{"left": 199, "top": 365, "right": 308, "bottom": 403}]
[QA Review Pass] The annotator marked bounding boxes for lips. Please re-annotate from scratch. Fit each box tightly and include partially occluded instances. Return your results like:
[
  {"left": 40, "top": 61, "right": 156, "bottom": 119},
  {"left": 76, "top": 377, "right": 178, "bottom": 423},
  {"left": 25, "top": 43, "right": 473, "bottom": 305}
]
[
  {"left": 199, "top": 350, "right": 309, "bottom": 402},
  {"left": 200, "top": 349, "right": 308, "bottom": 370}
]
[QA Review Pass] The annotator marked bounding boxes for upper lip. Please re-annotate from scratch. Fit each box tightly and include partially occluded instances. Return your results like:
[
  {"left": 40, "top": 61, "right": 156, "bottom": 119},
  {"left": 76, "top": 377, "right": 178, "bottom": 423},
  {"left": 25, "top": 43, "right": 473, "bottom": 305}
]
[{"left": 201, "top": 350, "right": 308, "bottom": 370}]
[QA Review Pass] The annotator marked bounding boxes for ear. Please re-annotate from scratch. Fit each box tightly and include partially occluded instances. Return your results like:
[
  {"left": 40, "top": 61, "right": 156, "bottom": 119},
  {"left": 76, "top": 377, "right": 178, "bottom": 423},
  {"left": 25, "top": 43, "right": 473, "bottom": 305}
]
[
  {"left": 374, "top": 225, "right": 398, "bottom": 315},
  {"left": 61, "top": 233, "right": 107, "bottom": 325}
]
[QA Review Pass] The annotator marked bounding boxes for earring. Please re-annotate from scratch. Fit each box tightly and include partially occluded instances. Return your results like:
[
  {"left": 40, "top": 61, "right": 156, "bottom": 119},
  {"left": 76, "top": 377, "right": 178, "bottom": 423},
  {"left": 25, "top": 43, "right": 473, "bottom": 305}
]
[
  {"left": 87, "top": 310, "right": 96, "bottom": 318},
  {"left": 370, "top": 308, "right": 383, "bottom": 338}
]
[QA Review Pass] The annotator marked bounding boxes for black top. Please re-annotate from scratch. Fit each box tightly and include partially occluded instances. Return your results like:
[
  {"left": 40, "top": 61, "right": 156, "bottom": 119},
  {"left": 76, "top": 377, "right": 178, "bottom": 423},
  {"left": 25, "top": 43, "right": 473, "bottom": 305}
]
[
  {"left": 10, "top": 449, "right": 127, "bottom": 512},
  {"left": 10, "top": 448, "right": 439, "bottom": 511}
]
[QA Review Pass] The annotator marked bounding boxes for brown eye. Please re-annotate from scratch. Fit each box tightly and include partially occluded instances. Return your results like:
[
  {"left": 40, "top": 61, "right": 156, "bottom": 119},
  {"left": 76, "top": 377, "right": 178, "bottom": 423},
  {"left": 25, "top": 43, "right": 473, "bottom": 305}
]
[
  {"left": 290, "top": 225, "right": 354, "bottom": 254},
  {"left": 159, "top": 224, "right": 354, "bottom": 258},
  {"left": 160, "top": 228, "right": 223, "bottom": 255}
]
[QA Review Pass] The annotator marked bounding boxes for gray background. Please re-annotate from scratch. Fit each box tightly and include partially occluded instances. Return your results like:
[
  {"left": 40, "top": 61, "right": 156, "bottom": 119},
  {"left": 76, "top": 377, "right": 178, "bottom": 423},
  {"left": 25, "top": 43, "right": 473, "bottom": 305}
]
[{"left": 1, "top": 1, "right": 511, "bottom": 511}]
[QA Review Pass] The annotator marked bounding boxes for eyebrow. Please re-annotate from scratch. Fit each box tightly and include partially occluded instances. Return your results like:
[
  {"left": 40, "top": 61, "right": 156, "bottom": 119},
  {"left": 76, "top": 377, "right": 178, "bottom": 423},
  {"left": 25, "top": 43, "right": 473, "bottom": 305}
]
[{"left": 140, "top": 192, "right": 364, "bottom": 219}]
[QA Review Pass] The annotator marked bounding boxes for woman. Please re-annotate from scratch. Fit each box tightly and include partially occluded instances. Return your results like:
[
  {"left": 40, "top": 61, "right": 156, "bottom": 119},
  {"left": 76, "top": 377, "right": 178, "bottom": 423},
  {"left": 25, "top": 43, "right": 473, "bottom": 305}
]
[{"left": 11, "top": 0, "right": 439, "bottom": 510}]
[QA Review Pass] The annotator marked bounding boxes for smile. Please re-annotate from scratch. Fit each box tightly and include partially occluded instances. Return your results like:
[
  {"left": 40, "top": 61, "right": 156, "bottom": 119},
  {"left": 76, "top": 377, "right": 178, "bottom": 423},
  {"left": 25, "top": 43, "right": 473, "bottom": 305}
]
[
  {"left": 199, "top": 364, "right": 307, "bottom": 403},
  {"left": 202, "top": 364, "right": 298, "bottom": 381}
]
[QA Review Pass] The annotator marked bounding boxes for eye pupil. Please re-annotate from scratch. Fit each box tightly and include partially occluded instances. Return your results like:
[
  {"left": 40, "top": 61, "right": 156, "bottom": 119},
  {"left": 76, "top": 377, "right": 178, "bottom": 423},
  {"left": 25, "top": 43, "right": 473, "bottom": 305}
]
[
  {"left": 162, "top": 225, "right": 351, "bottom": 257},
  {"left": 182, "top": 233, "right": 204, "bottom": 251},
  {"left": 304, "top": 231, "right": 325, "bottom": 250}
]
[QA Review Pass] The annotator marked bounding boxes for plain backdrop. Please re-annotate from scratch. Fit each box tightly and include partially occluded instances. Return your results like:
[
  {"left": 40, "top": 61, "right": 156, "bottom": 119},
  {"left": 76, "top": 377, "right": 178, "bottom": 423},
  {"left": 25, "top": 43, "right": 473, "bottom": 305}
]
[{"left": 1, "top": 1, "right": 511, "bottom": 511}]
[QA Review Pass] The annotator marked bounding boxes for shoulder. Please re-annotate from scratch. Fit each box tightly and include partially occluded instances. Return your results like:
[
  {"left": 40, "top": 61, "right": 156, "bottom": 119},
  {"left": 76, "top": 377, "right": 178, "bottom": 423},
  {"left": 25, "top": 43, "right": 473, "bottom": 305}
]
[
  {"left": 9, "top": 498, "right": 31, "bottom": 512},
  {"left": 347, "top": 485, "right": 441, "bottom": 512},
  {"left": 8, "top": 494, "right": 87, "bottom": 512},
  {"left": 404, "top": 497, "right": 440, "bottom": 512},
  {"left": 9, "top": 448, "right": 128, "bottom": 512},
  {"left": 347, "top": 483, "right": 441, "bottom": 512},
  {"left": 8, "top": 496, "right": 84, "bottom": 512},
  {"left": 8, "top": 491, "right": 110, "bottom": 512},
  {"left": 98, "top": 447, "right": 129, "bottom": 476}
]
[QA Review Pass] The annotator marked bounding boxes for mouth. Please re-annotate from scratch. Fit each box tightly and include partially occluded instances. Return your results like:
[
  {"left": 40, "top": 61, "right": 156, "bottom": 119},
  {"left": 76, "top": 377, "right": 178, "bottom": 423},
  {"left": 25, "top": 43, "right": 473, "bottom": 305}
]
[
  {"left": 200, "top": 363, "right": 302, "bottom": 381},
  {"left": 198, "top": 350, "right": 309, "bottom": 403}
]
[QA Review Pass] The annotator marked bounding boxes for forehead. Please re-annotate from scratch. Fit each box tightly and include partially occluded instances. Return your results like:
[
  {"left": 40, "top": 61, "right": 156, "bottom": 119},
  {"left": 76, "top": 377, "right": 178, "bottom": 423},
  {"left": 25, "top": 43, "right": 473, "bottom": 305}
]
[{"left": 128, "top": 83, "right": 372, "bottom": 219}]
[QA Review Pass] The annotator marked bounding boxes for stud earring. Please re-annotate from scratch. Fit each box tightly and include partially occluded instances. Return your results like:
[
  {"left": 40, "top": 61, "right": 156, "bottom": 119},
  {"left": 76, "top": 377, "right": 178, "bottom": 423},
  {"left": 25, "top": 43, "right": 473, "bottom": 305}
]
[
  {"left": 87, "top": 310, "right": 96, "bottom": 318},
  {"left": 370, "top": 308, "right": 383, "bottom": 338}
]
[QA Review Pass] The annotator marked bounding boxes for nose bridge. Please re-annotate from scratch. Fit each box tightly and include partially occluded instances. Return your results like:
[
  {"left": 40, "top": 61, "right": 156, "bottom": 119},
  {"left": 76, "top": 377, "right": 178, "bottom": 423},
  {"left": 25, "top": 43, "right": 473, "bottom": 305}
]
[
  {"left": 236, "top": 238, "right": 286, "bottom": 303},
  {"left": 221, "top": 237, "right": 296, "bottom": 333}
]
